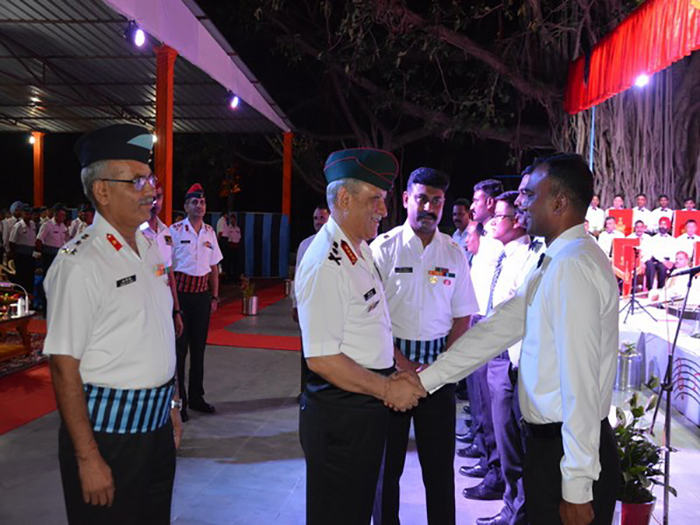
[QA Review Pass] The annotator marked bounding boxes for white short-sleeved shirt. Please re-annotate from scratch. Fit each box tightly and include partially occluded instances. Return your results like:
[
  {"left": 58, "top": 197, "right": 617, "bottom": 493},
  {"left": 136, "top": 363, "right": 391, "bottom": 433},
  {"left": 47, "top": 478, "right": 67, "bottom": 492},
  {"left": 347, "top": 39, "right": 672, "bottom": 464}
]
[
  {"left": 650, "top": 207, "right": 674, "bottom": 233},
  {"left": 69, "top": 218, "right": 84, "bottom": 239},
  {"left": 597, "top": 230, "right": 624, "bottom": 258},
  {"left": 370, "top": 221, "right": 479, "bottom": 341},
  {"left": 141, "top": 217, "right": 173, "bottom": 268},
  {"left": 37, "top": 218, "right": 68, "bottom": 249},
  {"left": 9, "top": 219, "right": 36, "bottom": 247},
  {"left": 585, "top": 206, "right": 605, "bottom": 233},
  {"left": 295, "top": 217, "right": 394, "bottom": 370},
  {"left": 170, "top": 217, "right": 223, "bottom": 276},
  {"left": 675, "top": 233, "right": 698, "bottom": 260},
  {"left": 451, "top": 228, "right": 468, "bottom": 251},
  {"left": 2, "top": 217, "right": 18, "bottom": 250},
  {"left": 43, "top": 213, "right": 176, "bottom": 390},
  {"left": 632, "top": 207, "right": 653, "bottom": 229},
  {"left": 647, "top": 233, "right": 678, "bottom": 262},
  {"left": 291, "top": 233, "right": 317, "bottom": 308}
]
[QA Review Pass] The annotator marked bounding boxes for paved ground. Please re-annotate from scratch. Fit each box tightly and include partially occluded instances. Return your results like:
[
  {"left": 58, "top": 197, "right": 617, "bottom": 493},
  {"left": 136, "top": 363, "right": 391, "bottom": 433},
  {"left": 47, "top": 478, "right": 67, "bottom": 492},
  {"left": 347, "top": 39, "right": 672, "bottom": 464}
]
[{"left": 1, "top": 296, "right": 699, "bottom": 524}]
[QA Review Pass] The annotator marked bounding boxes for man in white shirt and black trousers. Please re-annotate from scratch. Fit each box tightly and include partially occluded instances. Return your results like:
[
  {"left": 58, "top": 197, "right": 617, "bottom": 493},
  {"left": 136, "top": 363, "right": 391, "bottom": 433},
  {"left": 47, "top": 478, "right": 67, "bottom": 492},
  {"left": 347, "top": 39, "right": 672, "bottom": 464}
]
[
  {"left": 371, "top": 167, "right": 479, "bottom": 525},
  {"left": 416, "top": 153, "right": 620, "bottom": 525},
  {"left": 170, "top": 183, "right": 223, "bottom": 421},
  {"left": 43, "top": 124, "right": 183, "bottom": 524},
  {"left": 296, "top": 148, "right": 427, "bottom": 525}
]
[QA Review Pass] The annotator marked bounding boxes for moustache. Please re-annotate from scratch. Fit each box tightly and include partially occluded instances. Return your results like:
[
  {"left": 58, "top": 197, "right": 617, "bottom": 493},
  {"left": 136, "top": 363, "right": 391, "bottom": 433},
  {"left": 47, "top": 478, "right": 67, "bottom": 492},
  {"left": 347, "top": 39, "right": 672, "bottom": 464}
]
[{"left": 418, "top": 212, "right": 438, "bottom": 221}]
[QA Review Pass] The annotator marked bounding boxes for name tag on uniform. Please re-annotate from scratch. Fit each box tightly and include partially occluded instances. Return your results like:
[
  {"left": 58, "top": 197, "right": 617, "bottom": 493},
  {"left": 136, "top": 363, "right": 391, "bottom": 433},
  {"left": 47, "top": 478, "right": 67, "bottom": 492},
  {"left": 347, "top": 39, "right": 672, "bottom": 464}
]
[
  {"left": 394, "top": 267, "right": 413, "bottom": 273},
  {"left": 180, "top": 240, "right": 191, "bottom": 244},
  {"left": 116, "top": 275, "right": 137, "bottom": 288},
  {"left": 364, "top": 288, "right": 377, "bottom": 301}
]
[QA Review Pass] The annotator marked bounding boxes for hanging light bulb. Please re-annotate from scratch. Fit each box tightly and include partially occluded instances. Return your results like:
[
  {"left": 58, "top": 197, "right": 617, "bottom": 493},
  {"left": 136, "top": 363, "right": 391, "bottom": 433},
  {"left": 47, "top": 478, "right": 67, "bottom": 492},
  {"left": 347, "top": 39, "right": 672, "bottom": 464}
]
[
  {"left": 124, "top": 21, "right": 146, "bottom": 48},
  {"left": 634, "top": 74, "right": 650, "bottom": 88},
  {"left": 227, "top": 92, "right": 240, "bottom": 109}
]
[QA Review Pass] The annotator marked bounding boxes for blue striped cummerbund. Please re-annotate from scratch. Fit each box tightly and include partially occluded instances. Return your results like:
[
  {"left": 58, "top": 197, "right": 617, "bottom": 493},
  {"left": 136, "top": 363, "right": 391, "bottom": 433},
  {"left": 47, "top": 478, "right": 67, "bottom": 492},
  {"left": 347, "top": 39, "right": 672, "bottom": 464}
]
[
  {"left": 84, "top": 377, "right": 175, "bottom": 434},
  {"left": 395, "top": 336, "right": 447, "bottom": 365}
]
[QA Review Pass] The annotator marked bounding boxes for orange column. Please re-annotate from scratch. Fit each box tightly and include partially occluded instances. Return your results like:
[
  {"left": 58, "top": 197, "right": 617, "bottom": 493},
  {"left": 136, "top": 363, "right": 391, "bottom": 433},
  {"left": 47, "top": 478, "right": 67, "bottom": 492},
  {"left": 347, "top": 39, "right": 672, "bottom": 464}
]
[
  {"left": 32, "top": 131, "right": 45, "bottom": 206},
  {"left": 282, "top": 132, "right": 293, "bottom": 217},
  {"left": 155, "top": 44, "right": 177, "bottom": 225}
]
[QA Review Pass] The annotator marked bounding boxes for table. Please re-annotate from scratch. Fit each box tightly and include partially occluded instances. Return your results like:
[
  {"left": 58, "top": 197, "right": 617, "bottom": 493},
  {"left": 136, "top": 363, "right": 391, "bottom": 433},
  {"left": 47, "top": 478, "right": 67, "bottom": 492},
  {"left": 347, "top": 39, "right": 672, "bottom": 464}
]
[{"left": 0, "top": 312, "right": 36, "bottom": 362}]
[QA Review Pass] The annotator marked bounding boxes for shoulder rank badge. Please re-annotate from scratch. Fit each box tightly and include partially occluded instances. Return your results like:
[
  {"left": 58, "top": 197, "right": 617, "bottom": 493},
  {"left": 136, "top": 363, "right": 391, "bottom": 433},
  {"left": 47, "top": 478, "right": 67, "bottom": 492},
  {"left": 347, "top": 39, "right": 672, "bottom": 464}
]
[
  {"left": 106, "top": 233, "right": 122, "bottom": 251},
  {"left": 340, "top": 240, "right": 357, "bottom": 265}
]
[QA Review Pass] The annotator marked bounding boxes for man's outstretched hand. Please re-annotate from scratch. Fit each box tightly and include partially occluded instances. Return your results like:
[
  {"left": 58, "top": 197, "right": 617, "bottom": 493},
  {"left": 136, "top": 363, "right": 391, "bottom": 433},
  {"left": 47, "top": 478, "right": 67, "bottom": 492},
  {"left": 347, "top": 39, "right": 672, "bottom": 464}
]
[{"left": 383, "top": 371, "right": 427, "bottom": 411}]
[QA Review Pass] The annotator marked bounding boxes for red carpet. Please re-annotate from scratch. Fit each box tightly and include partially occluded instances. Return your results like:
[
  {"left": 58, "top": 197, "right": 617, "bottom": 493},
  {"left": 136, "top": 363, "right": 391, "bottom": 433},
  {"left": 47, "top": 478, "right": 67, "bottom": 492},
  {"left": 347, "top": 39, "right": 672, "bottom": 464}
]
[
  {"left": 207, "top": 283, "right": 301, "bottom": 352},
  {"left": 0, "top": 363, "right": 56, "bottom": 435}
]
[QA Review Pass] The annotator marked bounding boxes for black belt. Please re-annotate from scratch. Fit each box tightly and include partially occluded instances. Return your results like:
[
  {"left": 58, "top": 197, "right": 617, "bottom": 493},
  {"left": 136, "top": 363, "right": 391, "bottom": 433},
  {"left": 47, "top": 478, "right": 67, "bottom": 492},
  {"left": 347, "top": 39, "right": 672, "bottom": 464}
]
[{"left": 520, "top": 418, "right": 608, "bottom": 440}]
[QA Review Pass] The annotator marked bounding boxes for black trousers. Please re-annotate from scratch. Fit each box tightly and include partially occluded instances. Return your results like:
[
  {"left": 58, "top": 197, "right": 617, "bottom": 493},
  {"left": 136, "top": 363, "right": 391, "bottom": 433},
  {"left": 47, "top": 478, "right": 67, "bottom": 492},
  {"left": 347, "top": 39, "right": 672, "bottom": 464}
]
[
  {"left": 374, "top": 384, "right": 456, "bottom": 525},
  {"left": 645, "top": 257, "right": 671, "bottom": 290},
  {"left": 176, "top": 291, "right": 211, "bottom": 407},
  {"left": 488, "top": 358, "right": 526, "bottom": 524},
  {"left": 58, "top": 420, "right": 176, "bottom": 525},
  {"left": 299, "top": 393, "right": 389, "bottom": 525},
  {"left": 13, "top": 252, "right": 35, "bottom": 295},
  {"left": 523, "top": 419, "right": 619, "bottom": 525}
]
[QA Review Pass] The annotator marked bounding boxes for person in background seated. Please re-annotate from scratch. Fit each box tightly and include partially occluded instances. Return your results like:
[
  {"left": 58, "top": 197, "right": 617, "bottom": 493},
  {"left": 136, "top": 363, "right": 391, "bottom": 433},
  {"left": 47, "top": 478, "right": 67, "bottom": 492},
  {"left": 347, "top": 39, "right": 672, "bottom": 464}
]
[
  {"left": 585, "top": 195, "right": 605, "bottom": 237},
  {"left": 645, "top": 217, "right": 676, "bottom": 290},
  {"left": 597, "top": 216, "right": 623, "bottom": 258},
  {"left": 676, "top": 219, "right": 699, "bottom": 260},
  {"left": 649, "top": 251, "right": 693, "bottom": 303}
]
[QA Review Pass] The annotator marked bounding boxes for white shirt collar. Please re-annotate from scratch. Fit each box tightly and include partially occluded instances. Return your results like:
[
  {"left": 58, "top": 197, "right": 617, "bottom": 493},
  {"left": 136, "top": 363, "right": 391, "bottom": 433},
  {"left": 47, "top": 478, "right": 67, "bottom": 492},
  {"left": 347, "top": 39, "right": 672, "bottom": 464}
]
[
  {"left": 503, "top": 233, "right": 530, "bottom": 257},
  {"left": 544, "top": 224, "right": 587, "bottom": 260}
]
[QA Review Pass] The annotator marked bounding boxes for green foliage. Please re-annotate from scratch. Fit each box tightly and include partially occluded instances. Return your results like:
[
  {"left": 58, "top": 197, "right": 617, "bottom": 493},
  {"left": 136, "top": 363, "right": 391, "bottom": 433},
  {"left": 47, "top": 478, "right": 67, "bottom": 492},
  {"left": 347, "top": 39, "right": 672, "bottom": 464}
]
[{"left": 614, "top": 377, "right": 676, "bottom": 503}]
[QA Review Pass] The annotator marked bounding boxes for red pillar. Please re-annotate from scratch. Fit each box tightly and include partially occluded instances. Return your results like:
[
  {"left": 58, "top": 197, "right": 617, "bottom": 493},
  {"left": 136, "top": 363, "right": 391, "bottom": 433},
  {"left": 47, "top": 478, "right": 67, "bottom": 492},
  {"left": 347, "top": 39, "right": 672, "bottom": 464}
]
[
  {"left": 32, "top": 131, "right": 45, "bottom": 207},
  {"left": 155, "top": 44, "right": 177, "bottom": 225},
  {"left": 282, "top": 132, "right": 293, "bottom": 217}
]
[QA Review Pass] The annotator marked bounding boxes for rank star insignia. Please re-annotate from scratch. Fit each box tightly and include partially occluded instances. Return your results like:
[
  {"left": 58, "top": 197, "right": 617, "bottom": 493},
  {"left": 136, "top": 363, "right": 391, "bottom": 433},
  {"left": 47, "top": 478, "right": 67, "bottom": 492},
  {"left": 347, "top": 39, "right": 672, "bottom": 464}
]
[
  {"left": 328, "top": 252, "right": 342, "bottom": 265},
  {"left": 106, "top": 233, "right": 122, "bottom": 251},
  {"left": 340, "top": 240, "right": 357, "bottom": 265}
]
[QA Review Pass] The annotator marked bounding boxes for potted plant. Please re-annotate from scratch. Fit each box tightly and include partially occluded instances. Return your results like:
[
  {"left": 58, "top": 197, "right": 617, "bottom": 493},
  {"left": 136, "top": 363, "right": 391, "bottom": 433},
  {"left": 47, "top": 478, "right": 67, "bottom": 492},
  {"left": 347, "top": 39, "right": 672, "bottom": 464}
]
[
  {"left": 240, "top": 275, "right": 258, "bottom": 316},
  {"left": 614, "top": 376, "right": 676, "bottom": 525}
]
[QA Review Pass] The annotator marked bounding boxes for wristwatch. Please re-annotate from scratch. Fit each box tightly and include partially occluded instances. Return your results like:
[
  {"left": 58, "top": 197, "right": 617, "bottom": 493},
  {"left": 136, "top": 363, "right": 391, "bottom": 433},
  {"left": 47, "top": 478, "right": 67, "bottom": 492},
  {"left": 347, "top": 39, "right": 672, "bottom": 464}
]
[
  {"left": 171, "top": 399, "right": 183, "bottom": 410},
  {"left": 173, "top": 309, "right": 182, "bottom": 317}
]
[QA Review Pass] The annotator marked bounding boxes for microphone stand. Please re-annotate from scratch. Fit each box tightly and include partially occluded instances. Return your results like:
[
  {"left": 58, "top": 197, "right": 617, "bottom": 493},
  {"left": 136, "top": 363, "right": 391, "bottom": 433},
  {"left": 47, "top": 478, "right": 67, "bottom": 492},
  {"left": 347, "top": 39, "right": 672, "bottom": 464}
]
[
  {"left": 650, "top": 272, "right": 694, "bottom": 525},
  {"left": 619, "top": 247, "right": 656, "bottom": 323}
]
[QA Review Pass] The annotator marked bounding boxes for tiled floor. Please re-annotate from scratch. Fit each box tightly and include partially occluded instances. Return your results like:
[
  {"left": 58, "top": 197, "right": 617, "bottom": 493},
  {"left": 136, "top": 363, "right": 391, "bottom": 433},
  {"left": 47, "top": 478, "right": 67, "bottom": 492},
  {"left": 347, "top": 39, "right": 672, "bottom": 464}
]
[{"left": 1, "top": 296, "right": 699, "bottom": 524}]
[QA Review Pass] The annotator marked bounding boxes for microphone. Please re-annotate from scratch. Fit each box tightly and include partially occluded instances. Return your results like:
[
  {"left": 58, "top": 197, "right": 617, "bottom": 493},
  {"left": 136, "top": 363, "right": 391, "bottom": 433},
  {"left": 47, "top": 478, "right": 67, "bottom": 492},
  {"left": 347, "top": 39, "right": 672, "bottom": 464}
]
[{"left": 670, "top": 265, "right": 700, "bottom": 278}]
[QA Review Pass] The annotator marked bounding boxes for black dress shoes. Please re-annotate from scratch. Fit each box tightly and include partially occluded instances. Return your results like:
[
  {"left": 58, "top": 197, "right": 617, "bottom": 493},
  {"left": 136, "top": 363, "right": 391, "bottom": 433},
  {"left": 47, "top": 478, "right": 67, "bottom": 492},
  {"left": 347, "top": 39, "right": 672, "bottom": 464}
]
[
  {"left": 456, "top": 429, "right": 476, "bottom": 444},
  {"left": 462, "top": 481, "right": 505, "bottom": 501},
  {"left": 189, "top": 400, "right": 216, "bottom": 414},
  {"left": 458, "top": 464, "right": 488, "bottom": 478},
  {"left": 456, "top": 443, "right": 481, "bottom": 458},
  {"left": 180, "top": 407, "right": 189, "bottom": 423},
  {"left": 476, "top": 512, "right": 508, "bottom": 525}
]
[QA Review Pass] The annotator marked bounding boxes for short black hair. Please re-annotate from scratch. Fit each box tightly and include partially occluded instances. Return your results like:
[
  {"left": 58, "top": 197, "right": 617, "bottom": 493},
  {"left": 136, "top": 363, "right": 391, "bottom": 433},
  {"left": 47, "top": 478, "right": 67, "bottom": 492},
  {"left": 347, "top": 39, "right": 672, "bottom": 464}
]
[
  {"left": 605, "top": 216, "right": 616, "bottom": 224},
  {"left": 53, "top": 202, "right": 66, "bottom": 213},
  {"left": 634, "top": 220, "right": 645, "bottom": 227},
  {"left": 315, "top": 204, "right": 330, "bottom": 213},
  {"left": 684, "top": 197, "right": 696, "bottom": 203},
  {"left": 658, "top": 194, "right": 669, "bottom": 200},
  {"left": 495, "top": 190, "right": 519, "bottom": 210},
  {"left": 614, "top": 193, "right": 624, "bottom": 200},
  {"left": 521, "top": 158, "right": 544, "bottom": 176},
  {"left": 473, "top": 179, "right": 504, "bottom": 198},
  {"left": 407, "top": 167, "right": 450, "bottom": 192},
  {"left": 453, "top": 198, "right": 470, "bottom": 208},
  {"left": 686, "top": 219, "right": 697, "bottom": 226},
  {"left": 636, "top": 193, "right": 647, "bottom": 199},
  {"left": 538, "top": 153, "right": 593, "bottom": 216}
]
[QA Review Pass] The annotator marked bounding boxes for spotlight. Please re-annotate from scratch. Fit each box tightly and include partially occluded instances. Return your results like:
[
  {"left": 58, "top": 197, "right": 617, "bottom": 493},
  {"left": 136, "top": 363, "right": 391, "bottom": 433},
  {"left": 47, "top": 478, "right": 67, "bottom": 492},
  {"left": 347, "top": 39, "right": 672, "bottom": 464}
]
[
  {"left": 227, "top": 92, "right": 240, "bottom": 109},
  {"left": 152, "top": 134, "right": 158, "bottom": 143},
  {"left": 30, "top": 96, "right": 40, "bottom": 103},
  {"left": 29, "top": 135, "right": 35, "bottom": 145},
  {"left": 634, "top": 74, "right": 650, "bottom": 88},
  {"left": 124, "top": 21, "right": 146, "bottom": 47}
]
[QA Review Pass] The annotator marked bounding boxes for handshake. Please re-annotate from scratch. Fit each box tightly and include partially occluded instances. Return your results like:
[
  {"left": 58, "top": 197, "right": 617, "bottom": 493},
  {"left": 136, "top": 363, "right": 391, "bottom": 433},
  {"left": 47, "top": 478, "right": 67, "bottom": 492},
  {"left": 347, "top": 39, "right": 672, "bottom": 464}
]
[{"left": 383, "top": 370, "right": 427, "bottom": 411}]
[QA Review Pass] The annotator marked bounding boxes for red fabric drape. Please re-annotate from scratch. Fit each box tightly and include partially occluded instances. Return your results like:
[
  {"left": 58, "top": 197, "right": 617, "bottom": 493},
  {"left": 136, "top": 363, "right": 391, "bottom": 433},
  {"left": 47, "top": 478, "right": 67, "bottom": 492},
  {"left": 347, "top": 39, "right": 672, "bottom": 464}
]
[{"left": 564, "top": 0, "right": 700, "bottom": 114}]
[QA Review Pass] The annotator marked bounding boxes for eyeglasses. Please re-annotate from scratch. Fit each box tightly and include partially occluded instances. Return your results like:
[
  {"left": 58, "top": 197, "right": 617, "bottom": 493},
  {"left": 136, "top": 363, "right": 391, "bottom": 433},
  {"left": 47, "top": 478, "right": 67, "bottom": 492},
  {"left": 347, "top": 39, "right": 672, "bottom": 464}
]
[
  {"left": 99, "top": 173, "right": 157, "bottom": 191},
  {"left": 413, "top": 195, "right": 445, "bottom": 207},
  {"left": 492, "top": 214, "right": 515, "bottom": 222}
]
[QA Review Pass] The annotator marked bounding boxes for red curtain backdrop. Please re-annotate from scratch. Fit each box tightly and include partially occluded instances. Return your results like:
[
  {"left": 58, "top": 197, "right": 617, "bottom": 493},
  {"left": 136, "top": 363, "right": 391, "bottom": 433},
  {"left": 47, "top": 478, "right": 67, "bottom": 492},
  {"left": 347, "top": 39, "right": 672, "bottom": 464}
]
[{"left": 565, "top": 0, "right": 700, "bottom": 114}]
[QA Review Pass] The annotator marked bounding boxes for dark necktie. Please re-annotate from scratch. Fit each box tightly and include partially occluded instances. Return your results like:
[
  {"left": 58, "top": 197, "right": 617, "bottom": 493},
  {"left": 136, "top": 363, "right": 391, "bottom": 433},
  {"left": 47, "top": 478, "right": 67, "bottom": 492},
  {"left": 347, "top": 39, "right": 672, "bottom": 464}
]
[
  {"left": 536, "top": 253, "right": 546, "bottom": 269},
  {"left": 487, "top": 252, "right": 507, "bottom": 314}
]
